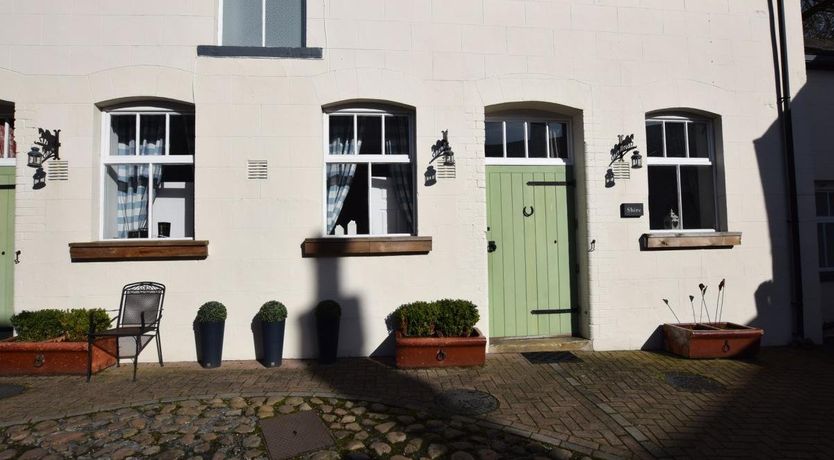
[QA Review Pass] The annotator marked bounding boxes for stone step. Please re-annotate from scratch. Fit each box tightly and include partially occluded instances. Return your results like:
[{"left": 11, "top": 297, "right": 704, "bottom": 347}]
[{"left": 488, "top": 336, "right": 592, "bottom": 354}]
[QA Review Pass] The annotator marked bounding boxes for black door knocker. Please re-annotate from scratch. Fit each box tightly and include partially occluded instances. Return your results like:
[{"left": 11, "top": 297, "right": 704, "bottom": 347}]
[{"left": 522, "top": 206, "right": 534, "bottom": 217}]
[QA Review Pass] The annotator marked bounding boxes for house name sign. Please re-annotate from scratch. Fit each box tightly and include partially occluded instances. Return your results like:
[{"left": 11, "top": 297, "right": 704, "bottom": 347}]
[{"left": 620, "top": 203, "right": 644, "bottom": 218}]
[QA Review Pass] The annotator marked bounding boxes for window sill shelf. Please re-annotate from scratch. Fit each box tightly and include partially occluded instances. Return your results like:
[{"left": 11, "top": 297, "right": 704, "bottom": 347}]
[
  {"left": 301, "top": 236, "right": 432, "bottom": 258},
  {"left": 69, "top": 240, "right": 209, "bottom": 262},
  {"left": 640, "top": 232, "right": 741, "bottom": 250},
  {"left": 197, "top": 45, "right": 322, "bottom": 59}
]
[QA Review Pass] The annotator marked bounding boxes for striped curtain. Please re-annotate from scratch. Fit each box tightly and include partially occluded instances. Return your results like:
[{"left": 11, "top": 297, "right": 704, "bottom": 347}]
[
  {"left": 112, "top": 116, "right": 164, "bottom": 238},
  {"left": 0, "top": 119, "right": 16, "bottom": 158},
  {"left": 385, "top": 117, "right": 413, "bottom": 230},
  {"left": 326, "top": 121, "right": 359, "bottom": 234}
]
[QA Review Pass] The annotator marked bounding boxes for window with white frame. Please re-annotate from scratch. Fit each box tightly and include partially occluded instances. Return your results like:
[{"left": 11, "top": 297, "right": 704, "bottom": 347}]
[
  {"left": 484, "top": 117, "right": 570, "bottom": 162},
  {"left": 0, "top": 104, "right": 15, "bottom": 163},
  {"left": 101, "top": 106, "right": 195, "bottom": 240},
  {"left": 646, "top": 115, "right": 718, "bottom": 231},
  {"left": 323, "top": 108, "right": 415, "bottom": 236},
  {"left": 816, "top": 182, "right": 834, "bottom": 275},
  {"left": 220, "top": 0, "right": 305, "bottom": 47}
]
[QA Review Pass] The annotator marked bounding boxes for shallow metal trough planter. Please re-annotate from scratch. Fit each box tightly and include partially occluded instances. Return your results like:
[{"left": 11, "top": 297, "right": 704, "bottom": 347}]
[
  {"left": 663, "top": 323, "right": 763, "bottom": 359},
  {"left": 395, "top": 328, "right": 486, "bottom": 368},
  {"left": 0, "top": 337, "right": 117, "bottom": 376}
]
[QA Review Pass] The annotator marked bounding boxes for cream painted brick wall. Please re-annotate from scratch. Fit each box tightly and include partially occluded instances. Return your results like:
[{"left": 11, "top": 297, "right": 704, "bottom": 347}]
[{"left": 2, "top": 0, "right": 812, "bottom": 360}]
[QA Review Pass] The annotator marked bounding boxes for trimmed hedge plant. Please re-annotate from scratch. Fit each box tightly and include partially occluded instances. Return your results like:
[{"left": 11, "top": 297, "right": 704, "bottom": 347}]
[
  {"left": 315, "top": 300, "right": 341, "bottom": 320},
  {"left": 394, "top": 299, "right": 480, "bottom": 337},
  {"left": 196, "top": 301, "right": 227, "bottom": 323},
  {"left": 10, "top": 309, "right": 111, "bottom": 342},
  {"left": 257, "top": 300, "right": 287, "bottom": 323}
]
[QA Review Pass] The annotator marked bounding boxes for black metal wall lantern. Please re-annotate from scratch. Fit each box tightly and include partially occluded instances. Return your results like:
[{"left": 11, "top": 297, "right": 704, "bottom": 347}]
[
  {"left": 424, "top": 165, "right": 437, "bottom": 186},
  {"left": 26, "top": 128, "right": 61, "bottom": 189},
  {"left": 631, "top": 150, "right": 642, "bottom": 169},
  {"left": 32, "top": 167, "right": 46, "bottom": 190},
  {"left": 605, "top": 168, "right": 615, "bottom": 188}
]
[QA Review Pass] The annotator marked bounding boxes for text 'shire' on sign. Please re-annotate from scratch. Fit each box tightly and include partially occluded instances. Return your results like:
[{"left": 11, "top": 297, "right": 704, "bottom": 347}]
[{"left": 620, "top": 203, "right": 644, "bottom": 218}]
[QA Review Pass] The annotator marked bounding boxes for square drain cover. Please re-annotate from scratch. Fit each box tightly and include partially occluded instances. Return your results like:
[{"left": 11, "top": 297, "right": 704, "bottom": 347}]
[
  {"left": 0, "top": 384, "right": 25, "bottom": 400},
  {"left": 522, "top": 351, "right": 582, "bottom": 364},
  {"left": 259, "top": 410, "right": 334, "bottom": 459}
]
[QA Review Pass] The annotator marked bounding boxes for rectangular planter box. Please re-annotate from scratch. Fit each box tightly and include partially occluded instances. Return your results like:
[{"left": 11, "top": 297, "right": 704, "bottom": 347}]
[
  {"left": 663, "top": 323, "right": 763, "bottom": 359},
  {"left": 395, "top": 328, "right": 486, "bottom": 368},
  {"left": 0, "top": 337, "right": 117, "bottom": 376}
]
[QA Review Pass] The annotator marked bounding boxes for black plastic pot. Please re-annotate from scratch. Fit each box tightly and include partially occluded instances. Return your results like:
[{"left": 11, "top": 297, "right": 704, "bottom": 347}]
[
  {"left": 316, "top": 317, "right": 340, "bottom": 364},
  {"left": 253, "top": 319, "right": 285, "bottom": 368},
  {"left": 194, "top": 321, "right": 225, "bottom": 368}
]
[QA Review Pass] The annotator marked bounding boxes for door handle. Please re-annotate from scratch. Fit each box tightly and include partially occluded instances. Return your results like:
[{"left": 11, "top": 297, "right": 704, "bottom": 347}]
[{"left": 488, "top": 241, "right": 497, "bottom": 253}]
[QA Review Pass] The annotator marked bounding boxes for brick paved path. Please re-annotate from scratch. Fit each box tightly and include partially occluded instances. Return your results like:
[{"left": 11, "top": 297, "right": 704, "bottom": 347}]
[{"left": 1, "top": 346, "right": 833, "bottom": 459}]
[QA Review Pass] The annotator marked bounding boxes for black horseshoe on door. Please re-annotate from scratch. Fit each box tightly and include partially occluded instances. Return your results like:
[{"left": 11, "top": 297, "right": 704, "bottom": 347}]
[{"left": 523, "top": 206, "right": 534, "bottom": 217}]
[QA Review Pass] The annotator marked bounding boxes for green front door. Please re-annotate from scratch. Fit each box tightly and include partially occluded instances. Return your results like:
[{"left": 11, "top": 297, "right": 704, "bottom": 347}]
[
  {"left": 487, "top": 166, "right": 575, "bottom": 338},
  {"left": 0, "top": 168, "right": 14, "bottom": 335}
]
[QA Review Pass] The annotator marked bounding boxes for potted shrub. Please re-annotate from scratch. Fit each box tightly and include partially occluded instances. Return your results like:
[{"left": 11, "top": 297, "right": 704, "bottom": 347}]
[
  {"left": 252, "top": 300, "right": 287, "bottom": 368},
  {"left": 315, "top": 299, "right": 341, "bottom": 364},
  {"left": 194, "top": 301, "right": 227, "bottom": 368},
  {"left": 393, "top": 299, "right": 486, "bottom": 368},
  {"left": 0, "top": 309, "right": 116, "bottom": 376}
]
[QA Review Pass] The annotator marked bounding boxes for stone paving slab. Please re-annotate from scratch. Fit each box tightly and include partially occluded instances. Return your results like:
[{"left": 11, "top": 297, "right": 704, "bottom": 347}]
[{"left": 0, "top": 346, "right": 832, "bottom": 459}]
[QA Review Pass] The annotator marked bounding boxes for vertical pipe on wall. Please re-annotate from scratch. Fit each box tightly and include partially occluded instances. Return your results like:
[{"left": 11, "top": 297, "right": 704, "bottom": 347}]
[{"left": 770, "top": 0, "right": 805, "bottom": 338}]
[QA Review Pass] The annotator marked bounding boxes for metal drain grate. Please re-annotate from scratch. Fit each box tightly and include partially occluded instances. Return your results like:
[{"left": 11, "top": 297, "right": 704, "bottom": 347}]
[
  {"left": 0, "top": 384, "right": 25, "bottom": 400},
  {"left": 522, "top": 351, "right": 582, "bottom": 364},
  {"left": 664, "top": 372, "right": 726, "bottom": 393},
  {"left": 259, "top": 410, "right": 333, "bottom": 460},
  {"left": 435, "top": 389, "right": 499, "bottom": 416}
]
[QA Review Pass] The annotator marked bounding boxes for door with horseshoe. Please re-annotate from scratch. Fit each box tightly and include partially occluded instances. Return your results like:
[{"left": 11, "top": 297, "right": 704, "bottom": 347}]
[
  {"left": 486, "top": 165, "right": 575, "bottom": 338},
  {"left": 0, "top": 167, "right": 15, "bottom": 337}
]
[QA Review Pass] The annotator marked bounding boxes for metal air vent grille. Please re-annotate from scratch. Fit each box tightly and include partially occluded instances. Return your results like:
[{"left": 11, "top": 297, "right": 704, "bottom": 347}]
[
  {"left": 247, "top": 160, "right": 268, "bottom": 180},
  {"left": 47, "top": 160, "right": 69, "bottom": 181}
]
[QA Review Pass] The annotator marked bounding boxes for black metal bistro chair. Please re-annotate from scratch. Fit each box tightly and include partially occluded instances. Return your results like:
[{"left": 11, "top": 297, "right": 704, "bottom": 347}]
[{"left": 87, "top": 281, "right": 166, "bottom": 382}]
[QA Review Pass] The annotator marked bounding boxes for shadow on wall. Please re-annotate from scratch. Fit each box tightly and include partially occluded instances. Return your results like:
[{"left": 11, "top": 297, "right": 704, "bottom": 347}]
[
  {"left": 644, "top": 4, "right": 817, "bottom": 351},
  {"left": 641, "top": 84, "right": 803, "bottom": 351},
  {"left": 635, "top": 79, "right": 834, "bottom": 456}
]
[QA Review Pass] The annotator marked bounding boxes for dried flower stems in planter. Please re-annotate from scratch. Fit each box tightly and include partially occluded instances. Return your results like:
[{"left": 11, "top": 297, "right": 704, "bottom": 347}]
[{"left": 661, "top": 280, "right": 763, "bottom": 359}]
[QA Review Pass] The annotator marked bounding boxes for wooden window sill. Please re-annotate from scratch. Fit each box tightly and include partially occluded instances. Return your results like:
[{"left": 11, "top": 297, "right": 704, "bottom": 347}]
[
  {"left": 640, "top": 232, "right": 741, "bottom": 250},
  {"left": 301, "top": 236, "right": 432, "bottom": 257},
  {"left": 69, "top": 240, "right": 209, "bottom": 262}
]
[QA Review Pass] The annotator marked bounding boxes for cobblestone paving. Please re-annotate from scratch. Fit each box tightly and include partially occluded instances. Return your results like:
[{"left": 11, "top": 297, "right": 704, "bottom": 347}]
[
  {"left": 1, "top": 346, "right": 832, "bottom": 459},
  {"left": 0, "top": 396, "right": 575, "bottom": 460}
]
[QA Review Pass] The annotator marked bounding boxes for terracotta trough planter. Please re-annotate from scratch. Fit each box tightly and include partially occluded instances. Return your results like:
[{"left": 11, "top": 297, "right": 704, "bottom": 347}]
[
  {"left": 663, "top": 323, "right": 763, "bottom": 359},
  {"left": 0, "top": 337, "right": 117, "bottom": 376},
  {"left": 395, "top": 328, "right": 486, "bottom": 368}
]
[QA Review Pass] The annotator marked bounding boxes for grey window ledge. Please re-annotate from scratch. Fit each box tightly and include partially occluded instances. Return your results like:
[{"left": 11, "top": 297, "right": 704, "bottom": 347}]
[
  {"left": 197, "top": 45, "right": 323, "bottom": 59},
  {"left": 640, "top": 232, "right": 741, "bottom": 250}
]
